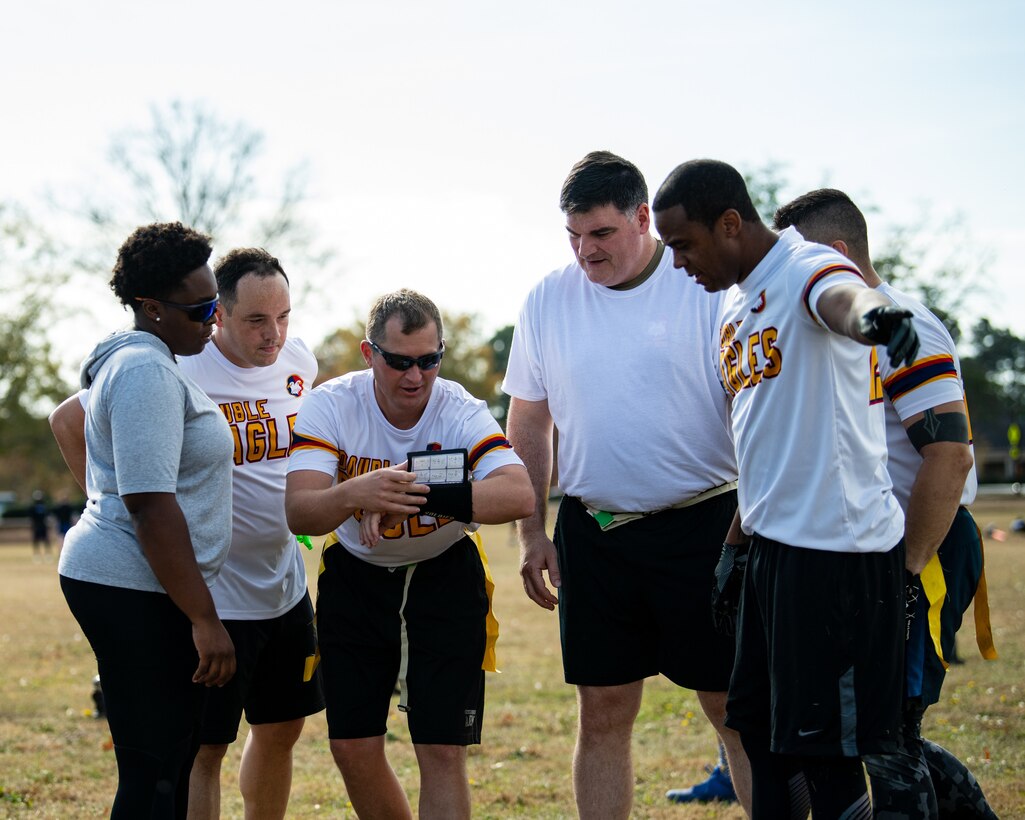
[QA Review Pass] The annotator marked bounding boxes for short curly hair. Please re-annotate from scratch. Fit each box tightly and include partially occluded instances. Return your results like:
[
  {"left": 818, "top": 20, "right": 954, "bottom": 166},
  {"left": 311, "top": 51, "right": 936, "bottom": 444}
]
[{"left": 109, "top": 222, "right": 214, "bottom": 307}]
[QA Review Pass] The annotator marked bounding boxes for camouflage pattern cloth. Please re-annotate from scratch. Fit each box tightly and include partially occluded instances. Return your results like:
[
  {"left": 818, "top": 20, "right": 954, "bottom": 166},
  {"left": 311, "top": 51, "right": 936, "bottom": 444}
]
[{"left": 866, "top": 701, "right": 997, "bottom": 819}]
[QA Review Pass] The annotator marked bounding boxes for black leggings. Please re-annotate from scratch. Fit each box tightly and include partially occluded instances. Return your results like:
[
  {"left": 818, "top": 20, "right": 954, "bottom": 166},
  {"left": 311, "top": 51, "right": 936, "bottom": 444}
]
[{"left": 61, "top": 576, "right": 207, "bottom": 819}]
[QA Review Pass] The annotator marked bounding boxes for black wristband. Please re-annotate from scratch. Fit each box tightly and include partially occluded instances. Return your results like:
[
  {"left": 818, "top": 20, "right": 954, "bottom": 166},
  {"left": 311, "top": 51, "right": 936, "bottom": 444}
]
[{"left": 418, "top": 480, "right": 473, "bottom": 523}]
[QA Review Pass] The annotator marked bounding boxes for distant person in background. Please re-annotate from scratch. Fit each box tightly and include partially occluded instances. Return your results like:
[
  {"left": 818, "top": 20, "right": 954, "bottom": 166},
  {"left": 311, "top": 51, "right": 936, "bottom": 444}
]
[
  {"left": 774, "top": 188, "right": 997, "bottom": 819},
  {"left": 57, "top": 222, "right": 235, "bottom": 819},
  {"left": 52, "top": 491, "right": 76, "bottom": 547},
  {"left": 29, "top": 490, "right": 52, "bottom": 560}
]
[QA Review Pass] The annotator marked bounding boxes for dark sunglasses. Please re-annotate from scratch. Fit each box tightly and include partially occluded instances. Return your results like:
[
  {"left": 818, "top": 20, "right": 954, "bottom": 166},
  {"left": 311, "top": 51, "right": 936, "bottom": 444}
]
[
  {"left": 135, "top": 294, "right": 220, "bottom": 323},
  {"left": 368, "top": 339, "right": 445, "bottom": 371}
]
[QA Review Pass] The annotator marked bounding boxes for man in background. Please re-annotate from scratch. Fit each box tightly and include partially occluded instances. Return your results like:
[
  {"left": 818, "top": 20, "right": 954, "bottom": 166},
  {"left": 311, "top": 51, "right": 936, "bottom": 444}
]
[
  {"left": 775, "top": 189, "right": 997, "bottom": 818},
  {"left": 28, "top": 490, "right": 53, "bottom": 560}
]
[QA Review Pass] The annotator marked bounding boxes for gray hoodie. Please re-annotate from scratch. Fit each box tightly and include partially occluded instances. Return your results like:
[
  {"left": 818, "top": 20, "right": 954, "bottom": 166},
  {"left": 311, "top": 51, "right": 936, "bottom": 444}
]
[{"left": 58, "top": 330, "right": 234, "bottom": 593}]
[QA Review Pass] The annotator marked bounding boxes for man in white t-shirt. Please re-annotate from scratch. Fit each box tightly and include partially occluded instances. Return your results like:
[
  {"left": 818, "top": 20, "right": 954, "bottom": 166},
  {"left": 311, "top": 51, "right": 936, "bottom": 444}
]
[
  {"left": 653, "top": 160, "right": 919, "bottom": 818},
  {"left": 502, "top": 151, "right": 751, "bottom": 818},
  {"left": 50, "top": 248, "right": 324, "bottom": 820},
  {"left": 773, "top": 189, "right": 997, "bottom": 819},
  {"left": 285, "top": 289, "right": 533, "bottom": 820}
]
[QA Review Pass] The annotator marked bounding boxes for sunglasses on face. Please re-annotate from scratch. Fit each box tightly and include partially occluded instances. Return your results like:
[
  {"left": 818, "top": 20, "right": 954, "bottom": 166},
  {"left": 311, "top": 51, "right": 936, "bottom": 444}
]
[
  {"left": 367, "top": 339, "right": 445, "bottom": 371},
  {"left": 135, "top": 295, "right": 220, "bottom": 323}
]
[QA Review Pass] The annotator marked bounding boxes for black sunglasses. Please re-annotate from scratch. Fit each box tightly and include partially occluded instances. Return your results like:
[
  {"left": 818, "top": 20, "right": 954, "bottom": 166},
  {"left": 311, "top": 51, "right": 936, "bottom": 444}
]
[
  {"left": 368, "top": 339, "right": 445, "bottom": 371},
  {"left": 135, "top": 295, "right": 220, "bottom": 323}
]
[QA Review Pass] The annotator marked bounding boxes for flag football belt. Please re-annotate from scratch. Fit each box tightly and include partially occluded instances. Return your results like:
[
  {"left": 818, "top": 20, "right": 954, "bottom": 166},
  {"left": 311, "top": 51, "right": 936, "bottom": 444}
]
[
  {"left": 921, "top": 509, "right": 997, "bottom": 668},
  {"left": 584, "top": 480, "right": 738, "bottom": 532}
]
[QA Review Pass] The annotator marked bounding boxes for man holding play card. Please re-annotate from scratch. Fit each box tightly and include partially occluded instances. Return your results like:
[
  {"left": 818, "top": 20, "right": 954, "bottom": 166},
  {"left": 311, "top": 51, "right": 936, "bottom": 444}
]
[{"left": 285, "top": 288, "right": 533, "bottom": 820}]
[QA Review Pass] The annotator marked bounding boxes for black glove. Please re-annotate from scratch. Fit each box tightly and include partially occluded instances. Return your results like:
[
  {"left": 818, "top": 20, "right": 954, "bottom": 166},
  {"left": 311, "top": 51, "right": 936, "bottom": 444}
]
[
  {"left": 711, "top": 542, "right": 748, "bottom": 636},
  {"left": 859, "top": 306, "right": 920, "bottom": 368},
  {"left": 904, "top": 569, "right": 921, "bottom": 641}
]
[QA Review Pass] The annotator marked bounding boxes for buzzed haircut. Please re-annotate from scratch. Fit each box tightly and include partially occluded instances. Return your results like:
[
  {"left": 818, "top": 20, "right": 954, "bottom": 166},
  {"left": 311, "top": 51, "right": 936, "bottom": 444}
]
[
  {"left": 110, "top": 222, "right": 213, "bottom": 307},
  {"left": 560, "top": 151, "right": 648, "bottom": 216},
  {"left": 213, "top": 247, "right": 289, "bottom": 311},
  {"left": 773, "top": 189, "right": 870, "bottom": 261},
  {"left": 652, "top": 159, "right": 760, "bottom": 228},
  {"left": 366, "top": 288, "right": 443, "bottom": 346}
]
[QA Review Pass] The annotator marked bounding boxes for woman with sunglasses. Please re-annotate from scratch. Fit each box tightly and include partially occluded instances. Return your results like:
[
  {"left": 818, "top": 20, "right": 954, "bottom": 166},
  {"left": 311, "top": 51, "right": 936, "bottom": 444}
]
[{"left": 58, "top": 222, "right": 236, "bottom": 819}]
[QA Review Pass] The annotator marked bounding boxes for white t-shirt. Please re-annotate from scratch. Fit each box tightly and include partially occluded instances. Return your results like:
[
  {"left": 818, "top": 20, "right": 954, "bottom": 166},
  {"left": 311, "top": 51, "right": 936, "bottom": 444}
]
[
  {"left": 876, "top": 282, "right": 978, "bottom": 511},
  {"left": 502, "top": 245, "right": 737, "bottom": 512},
  {"left": 179, "top": 336, "right": 316, "bottom": 619},
  {"left": 720, "top": 228, "right": 905, "bottom": 553},
  {"left": 288, "top": 370, "right": 524, "bottom": 567}
]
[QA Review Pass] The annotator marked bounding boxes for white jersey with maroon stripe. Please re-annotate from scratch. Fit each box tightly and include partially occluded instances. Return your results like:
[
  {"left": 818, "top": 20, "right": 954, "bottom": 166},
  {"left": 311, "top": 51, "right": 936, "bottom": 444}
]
[
  {"left": 288, "top": 370, "right": 523, "bottom": 568},
  {"left": 179, "top": 336, "right": 316, "bottom": 619},
  {"left": 721, "top": 228, "right": 904, "bottom": 553},
  {"left": 876, "top": 282, "right": 977, "bottom": 511}
]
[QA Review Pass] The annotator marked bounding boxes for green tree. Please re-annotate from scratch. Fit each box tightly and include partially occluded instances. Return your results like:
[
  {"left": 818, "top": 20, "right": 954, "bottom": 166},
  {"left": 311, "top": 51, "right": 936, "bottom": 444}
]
[
  {"left": 741, "top": 162, "right": 989, "bottom": 343},
  {"left": 871, "top": 213, "right": 992, "bottom": 345},
  {"left": 961, "top": 319, "right": 1025, "bottom": 445},
  {"left": 314, "top": 315, "right": 367, "bottom": 384},
  {"left": 0, "top": 204, "right": 74, "bottom": 496},
  {"left": 487, "top": 325, "right": 515, "bottom": 427},
  {"left": 743, "top": 161, "right": 790, "bottom": 224},
  {"left": 4, "top": 100, "right": 338, "bottom": 497}
]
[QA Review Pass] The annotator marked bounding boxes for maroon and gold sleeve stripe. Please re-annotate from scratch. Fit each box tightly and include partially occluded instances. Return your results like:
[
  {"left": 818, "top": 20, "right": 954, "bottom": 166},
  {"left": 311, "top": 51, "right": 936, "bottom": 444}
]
[
  {"left": 468, "top": 434, "right": 513, "bottom": 468},
  {"left": 288, "top": 432, "right": 340, "bottom": 458},
  {"left": 883, "top": 354, "right": 959, "bottom": 402},
  {"left": 802, "top": 264, "right": 864, "bottom": 325}
]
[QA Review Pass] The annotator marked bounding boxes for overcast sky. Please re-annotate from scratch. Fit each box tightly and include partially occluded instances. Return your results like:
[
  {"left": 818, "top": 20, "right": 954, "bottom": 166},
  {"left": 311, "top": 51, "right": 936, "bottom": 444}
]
[{"left": 3, "top": 0, "right": 1022, "bottom": 365}]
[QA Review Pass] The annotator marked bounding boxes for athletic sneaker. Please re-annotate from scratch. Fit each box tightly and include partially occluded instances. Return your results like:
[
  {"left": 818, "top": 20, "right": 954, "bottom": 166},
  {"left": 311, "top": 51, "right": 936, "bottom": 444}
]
[{"left": 666, "top": 765, "right": 736, "bottom": 803}]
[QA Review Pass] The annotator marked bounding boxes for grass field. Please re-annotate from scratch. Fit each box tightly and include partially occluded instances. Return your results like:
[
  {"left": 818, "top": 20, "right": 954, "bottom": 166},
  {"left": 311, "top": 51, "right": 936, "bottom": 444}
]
[{"left": 1, "top": 498, "right": 1023, "bottom": 818}]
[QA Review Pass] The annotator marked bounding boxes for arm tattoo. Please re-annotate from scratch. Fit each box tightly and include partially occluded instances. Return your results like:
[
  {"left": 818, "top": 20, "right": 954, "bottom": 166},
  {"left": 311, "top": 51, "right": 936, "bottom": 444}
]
[{"left": 906, "top": 409, "right": 969, "bottom": 452}]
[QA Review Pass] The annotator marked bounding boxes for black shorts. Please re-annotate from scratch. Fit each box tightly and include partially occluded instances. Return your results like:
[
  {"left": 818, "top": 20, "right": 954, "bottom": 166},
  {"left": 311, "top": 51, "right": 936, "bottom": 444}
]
[
  {"left": 726, "top": 535, "right": 904, "bottom": 757},
  {"left": 316, "top": 537, "right": 487, "bottom": 746},
  {"left": 199, "top": 592, "right": 326, "bottom": 745},
  {"left": 907, "top": 506, "right": 984, "bottom": 707},
  {"left": 553, "top": 492, "right": 737, "bottom": 690}
]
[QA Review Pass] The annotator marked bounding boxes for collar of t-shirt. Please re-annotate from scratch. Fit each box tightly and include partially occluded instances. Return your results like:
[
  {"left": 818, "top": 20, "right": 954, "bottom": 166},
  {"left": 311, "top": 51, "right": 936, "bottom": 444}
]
[{"left": 610, "top": 240, "right": 665, "bottom": 291}]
